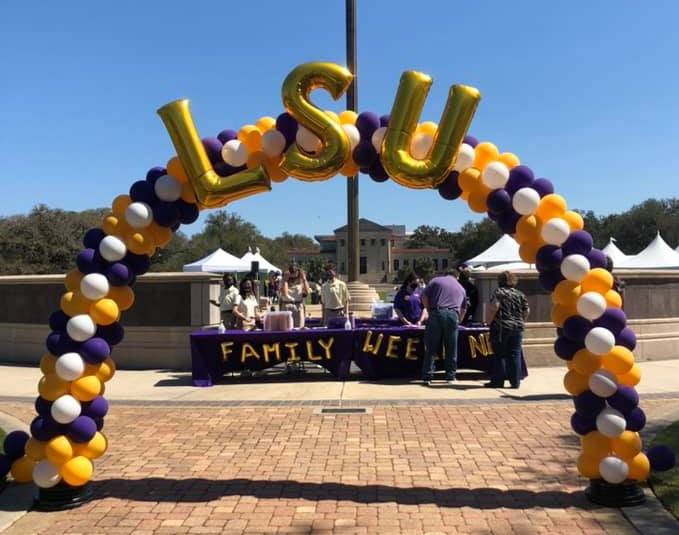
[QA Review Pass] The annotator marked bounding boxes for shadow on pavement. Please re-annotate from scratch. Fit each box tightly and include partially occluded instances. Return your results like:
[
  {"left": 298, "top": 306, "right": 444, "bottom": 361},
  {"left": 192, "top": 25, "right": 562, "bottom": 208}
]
[
  {"left": 92, "top": 478, "right": 597, "bottom": 510},
  {"left": 500, "top": 393, "right": 572, "bottom": 402}
]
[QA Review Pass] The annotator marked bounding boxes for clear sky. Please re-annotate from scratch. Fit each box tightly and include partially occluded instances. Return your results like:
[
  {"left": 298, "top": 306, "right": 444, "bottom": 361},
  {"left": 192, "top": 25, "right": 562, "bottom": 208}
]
[{"left": 2, "top": 1, "right": 678, "bottom": 239}]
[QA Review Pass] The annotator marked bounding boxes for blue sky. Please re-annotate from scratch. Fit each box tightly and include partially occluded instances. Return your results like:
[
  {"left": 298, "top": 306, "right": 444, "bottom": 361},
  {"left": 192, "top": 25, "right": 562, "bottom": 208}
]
[{"left": 2, "top": 1, "right": 678, "bottom": 239}]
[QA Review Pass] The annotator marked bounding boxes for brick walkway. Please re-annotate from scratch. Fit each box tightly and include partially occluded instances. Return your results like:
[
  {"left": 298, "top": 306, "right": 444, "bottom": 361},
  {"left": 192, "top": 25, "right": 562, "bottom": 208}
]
[{"left": 4, "top": 399, "right": 675, "bottom": 534}]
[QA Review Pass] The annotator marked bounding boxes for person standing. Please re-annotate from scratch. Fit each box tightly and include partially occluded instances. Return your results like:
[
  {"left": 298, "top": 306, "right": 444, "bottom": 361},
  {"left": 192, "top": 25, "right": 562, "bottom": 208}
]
[
  {"left": 485, "top": 271, "right": 529, "bottom": 389},
  {"left": 210, "top": 274, "right": 239, "bottom": 329},
  {"left": 320, "top": 263, "right": 350, "bottom": 326},
  {"left": 280, "top": 264, "right": 310, "bottom": 328},
  {"left": 457, "top": 265, "right": 478, "bottom": 324},
  {"left": 233, "top": 278, "right": 261, "bottom": 331},
  {"left": 420, "top": 269, "right": 466, "bottom": 385},
  {"left": 393, "top": 273, "right": 427, "bottom": 326}
]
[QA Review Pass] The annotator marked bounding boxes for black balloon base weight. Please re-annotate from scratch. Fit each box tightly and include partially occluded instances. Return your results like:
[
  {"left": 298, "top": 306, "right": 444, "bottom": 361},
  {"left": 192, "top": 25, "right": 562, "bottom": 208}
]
[
  {"left": 33, "top": 481, "right": 93, "bottom": 511},
  {"left": 585, "top": 479, "right": 645, "bottom": 507}
]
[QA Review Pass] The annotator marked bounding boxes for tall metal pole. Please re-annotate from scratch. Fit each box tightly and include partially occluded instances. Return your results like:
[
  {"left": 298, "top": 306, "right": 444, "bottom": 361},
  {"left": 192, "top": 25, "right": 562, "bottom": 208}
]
[{"left": 346, "top": 0, "right": 359, "bottom": 282}]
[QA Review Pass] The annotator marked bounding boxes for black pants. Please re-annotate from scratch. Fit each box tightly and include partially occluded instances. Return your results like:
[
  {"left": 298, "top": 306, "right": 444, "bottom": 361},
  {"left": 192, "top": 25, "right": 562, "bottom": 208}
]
[{"left": 490, "top": 330, "right": 523, "bottom": 388}]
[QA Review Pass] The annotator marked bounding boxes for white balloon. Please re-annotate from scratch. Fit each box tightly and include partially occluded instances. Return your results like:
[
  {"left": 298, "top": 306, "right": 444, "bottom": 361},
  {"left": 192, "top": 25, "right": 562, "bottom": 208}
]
[
  {"left": 577, "top": 292, "right": 608, "bottom": 320},
  {"left": 371, "top": 126, "right": 387, "bottom": 152},
  {"left": 596, "top": 408, "right": 626, "bottom": 438},
  {"left": 98, "top": 235, "right": 127, "bottom": 262},
  {"left": 342, "top": 123, "right": 360, "bottom": 151},
  {"left": 481, "top": 161, "right": 510, "bottom": 189},
  {"left": 33, "top": 460, "right": 62, "bottom": 488},
  {"left": 51, "top": 394, "right": 81, "bottom": 424},
  {"left": 512, "top": 187, "right": 541, "bottom": 215},
  {"left": 585, "top": 327, "right": 616, "bottom": 356},
  {"left": 125, "top": 202, "right": 153, "bottom": 228},
  {"left": 221, "top": 139, "right": 248, "bottom": 167},
  {"left": 453, "top": 143, "right": 475, "bottom": 172},
  {"left": 66, "top": 314, "right": 96, "bottom": 342},
  {"left": 261, "top": 129, "right": 286, "bottom": 158},
  {"left": 541, "top": 218, "right": 571, "bottom": 245},
  {"left": 55, "top": 352, "right": 85, "bottom": 381},
  {"left": 296, "top": 126, "right": 322, "bottom": 154},
  {"left": 561, "top": 254, "right": 590, "bottom": 282},
  {"left": 589, "top": 370, "right": 618, "bottom": 398},
  {"left": 410, "top": 133, "right": 433, "bottom": 160},
  {"left": 154, "top": 175, "right": 182, "bottom": 202},
  {"left": 599, "top": 456, "right": 629, "bottom": 484},
  {"left": 80, "top": 273, "right": 109, "bottom": 301}
]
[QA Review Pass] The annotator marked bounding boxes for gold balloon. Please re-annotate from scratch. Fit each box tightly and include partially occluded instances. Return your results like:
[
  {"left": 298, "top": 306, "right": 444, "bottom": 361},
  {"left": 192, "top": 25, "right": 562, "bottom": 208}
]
[
  {"left": 279, "top": 62, "right": 353, "bottom": 181},
  {"left": 382, "top": 71, "right": 480, "bottom": 189},
  {"left": 157, "top": 99, "right": 271, "bottom": 209}
]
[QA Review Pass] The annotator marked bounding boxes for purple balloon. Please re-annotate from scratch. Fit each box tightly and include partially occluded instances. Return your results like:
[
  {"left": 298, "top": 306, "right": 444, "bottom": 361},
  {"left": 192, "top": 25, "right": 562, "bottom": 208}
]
[
  {"left": 35, "top": 396, "right": 52, "bottom": 416},
  {"left": 49, "top": 310, "right": 70, "bottom": 332},
  {"left": 563, "top": 316, "right": 592, "bottom": 341},
  {"left": 486, "top": 189, "right": 512, "bottom": 214},
  {"left": 202, "top": 137, "right": 223, "bottom": 164},
  {"left": 96, "top": 322, "right": 124, "bottom": 346},
  {"left": 3, "top": 430, "right": 29, "bottom": 460},
  {"left": 554, "top": 336, "right": 583, "bottom": 360},
  {"left": 574, "top": 391, "right": 606, "bottom": 418},
  {"left": 608, "top": 386, "right": 639, "bottom": 414},
  {"left": 105, "top": 262, "right": 131, "bottom": 286},
  {"left": 587, "top": 248, "right": 607, "bottom": 269},
  {"left": 153, "top": 201, "right": 180, "bottom": 228},
  {"left": 367, "top": 159, "right": 389, "bottom": 182},
  {"left": 498, "top": 211, "right": 520, "bottom": 234},
  {"left": 0, "top": 455, "right": 11, "bottom": 479},
  {"left": 67, "top": 416, "right": 97, "bottom": 443},
  {"left": 83, "top": 228, "right": 105, "bottom": 249},
  {"left": 30, "top": 415, "right": 62, "bottom": 442},
  {"left": 505, "top": 166, "right": 535, "bottom": 195},
  {"left": 379, "top": 114, "right": 390, "bottom": 127},
  {"left": 76, "top": 248, "right": 105, "bottom": 275},
  {"left": 46, "top": 331, "right": 78, "bottom": 356},
  {"left": 463, "top": 135, "right": 479, "bottom": 147},
  {"left": 94, "top": 417, "right": 105, "bottom": 431},
  {"left": 536, "top": 245, "right": 564, "bottom": 271},
  {"left": 352, "top": 141, "right": 378, "bottom": 168},
  {"left": 532, "top": 178, "right": 554, "bottom": 197},
  {"left": 213, "top": 162, "right": 243, "bottom": 177},
  {"left": 487, "top": 210, "right": 499, "bottom": 222},
  {"left": 355, "top": 112, "right": 380, "bottom": 138},
  {"left": 626, "top": 407, "right": 646, "bottom": 431},
  {"left": 648, "top": 445, "right": 676, "bottom": 472},
  {"left": 83, "top": 396, "right": 109, "bottom": 419},
  {"left": 616, "top": 327, "right": 637, "bottom": 350},
  {"left": 129, "top": 180, "right": 158, "bottom": 205},
  {"left": 438, "top": 171, "right": 462, "bottom": 200},
  {"left": 562, "top": 231, "right": 593, "bottom": 257},
  {"left": 275, "top": 113, "right": 298, "bottom": 145},
  {"left": 571, "top": 411, "right": 596, "bottom": 435},
  {"left": 538, "top": 269, "right": 564, "bottom": 292},
  {"left": 122, "top": 252, "right": 150, "bottom": 275},
  {"left": 593, "top": 308, "right": 627, "bottom": 335},
  {"left": 80, "top": 337, "right": 110, "bottom": 364},
  {"left": 177, "top": 200, "right": 199, "bottom": 225},
  {"left": 146, "top": 166, "right": 166, "bottom": 184},
  {"left": 217, "top": 129, "right": 237, "bottom": 144}
]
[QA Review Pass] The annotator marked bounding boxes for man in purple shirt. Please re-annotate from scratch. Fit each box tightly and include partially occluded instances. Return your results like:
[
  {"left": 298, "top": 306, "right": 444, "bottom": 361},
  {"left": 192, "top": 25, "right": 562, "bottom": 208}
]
[{"left": 421, "top": 269, "right": 467, "bottom": 385}]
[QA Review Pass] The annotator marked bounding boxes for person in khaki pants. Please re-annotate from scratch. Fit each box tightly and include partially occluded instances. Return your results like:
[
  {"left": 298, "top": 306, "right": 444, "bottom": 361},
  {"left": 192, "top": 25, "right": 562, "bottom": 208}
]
[
  {"left": 320, "top": 263, "right": 350, "bottom": 326},
  {"left": 280, "top": 263, "right": 309, "bottom": 328}
]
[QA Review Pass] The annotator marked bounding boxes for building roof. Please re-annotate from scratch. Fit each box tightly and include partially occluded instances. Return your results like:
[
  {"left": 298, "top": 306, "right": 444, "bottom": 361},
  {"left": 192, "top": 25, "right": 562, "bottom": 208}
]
[
  {"left": 334, "top": 218, "right": 393, "bottom": 234},
  {"left": 314, "top": 235, "right": 335, "bottom": 242}
]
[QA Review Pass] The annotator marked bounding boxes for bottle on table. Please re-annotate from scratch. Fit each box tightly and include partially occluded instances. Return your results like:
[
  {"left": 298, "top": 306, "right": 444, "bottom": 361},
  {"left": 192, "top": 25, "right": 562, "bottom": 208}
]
[{"left": 344, "top": 316, "right": 352, "bottom": 330}]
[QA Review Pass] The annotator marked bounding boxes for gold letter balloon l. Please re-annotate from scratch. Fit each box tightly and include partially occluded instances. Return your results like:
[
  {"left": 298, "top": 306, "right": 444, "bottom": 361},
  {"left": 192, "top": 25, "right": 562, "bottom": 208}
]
[{"left": 157, "top": 99, "right": 271, "bottom": 209}]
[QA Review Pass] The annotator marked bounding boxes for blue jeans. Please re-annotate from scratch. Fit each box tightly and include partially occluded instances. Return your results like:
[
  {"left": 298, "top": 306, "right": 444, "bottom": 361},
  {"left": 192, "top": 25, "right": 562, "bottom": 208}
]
[
  {"left": 422, "top": 309, "right": 459, "bottom": 381},
  {"left": 490, "top": 330, "right": 523, "bottom": 388}
]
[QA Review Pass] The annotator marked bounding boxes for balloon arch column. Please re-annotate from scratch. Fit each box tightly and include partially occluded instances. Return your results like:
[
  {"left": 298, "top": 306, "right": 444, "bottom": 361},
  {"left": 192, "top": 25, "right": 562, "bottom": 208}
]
[{"left": 1, "top": 62, "right": 672, "bottom": 509}]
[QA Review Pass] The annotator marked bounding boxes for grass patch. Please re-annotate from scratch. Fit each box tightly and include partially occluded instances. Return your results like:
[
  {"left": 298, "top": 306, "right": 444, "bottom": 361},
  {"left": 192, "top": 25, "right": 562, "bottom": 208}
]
[{"left": 649, "top": 421, "right": 679, "bottom": 519}]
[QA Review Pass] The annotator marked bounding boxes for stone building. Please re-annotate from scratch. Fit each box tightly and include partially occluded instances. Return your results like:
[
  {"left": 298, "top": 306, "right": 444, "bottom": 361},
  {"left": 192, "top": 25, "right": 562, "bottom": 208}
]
[{"left": 287, "top": 218, "right": 455, "bottom": 283}]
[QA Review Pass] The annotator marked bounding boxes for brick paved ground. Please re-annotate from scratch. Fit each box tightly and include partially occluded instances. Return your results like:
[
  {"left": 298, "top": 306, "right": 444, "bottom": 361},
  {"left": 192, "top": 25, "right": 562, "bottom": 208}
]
[{"left": 4, "top": 399, "right": 676, "bottom": 534}]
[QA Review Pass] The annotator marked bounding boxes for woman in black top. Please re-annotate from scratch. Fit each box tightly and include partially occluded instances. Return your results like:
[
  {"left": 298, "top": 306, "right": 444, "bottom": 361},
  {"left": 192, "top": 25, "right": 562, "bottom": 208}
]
[{"left": 485, "top": 271, "right": 530, "bottom": 389}]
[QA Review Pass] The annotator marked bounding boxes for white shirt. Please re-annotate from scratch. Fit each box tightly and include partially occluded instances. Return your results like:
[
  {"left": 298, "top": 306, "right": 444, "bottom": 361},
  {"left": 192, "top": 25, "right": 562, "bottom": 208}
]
[{"left": 219, "top": 285, "right": 240, "bottom": 312}]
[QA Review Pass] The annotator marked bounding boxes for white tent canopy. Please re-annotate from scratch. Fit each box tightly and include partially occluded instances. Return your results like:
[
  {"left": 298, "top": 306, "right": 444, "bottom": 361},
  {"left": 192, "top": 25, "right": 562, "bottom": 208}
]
[
  {"left": 466, "top": 234, "right": 522, "bottom": 266},
  {"left": 182, "top": 248, "right": 250, "bottom": 273},
  {"left": 617, "top": 233, "right": 679, "bottom": 269},
  {"left": 484, "top": 261, "right": 534, "bottom": 272},
  {"left": 241, "top": 247, "right": 281, "bottom": 274},
  {"left": 602, "top": 238, "right": 629, "bottom": 265}
]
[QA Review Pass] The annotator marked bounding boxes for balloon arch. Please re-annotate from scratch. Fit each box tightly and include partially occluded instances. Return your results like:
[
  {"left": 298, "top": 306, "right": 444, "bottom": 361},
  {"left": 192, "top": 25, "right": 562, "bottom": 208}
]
[{"left": 0, "top": 62, "right": 653, "bottom": 502}]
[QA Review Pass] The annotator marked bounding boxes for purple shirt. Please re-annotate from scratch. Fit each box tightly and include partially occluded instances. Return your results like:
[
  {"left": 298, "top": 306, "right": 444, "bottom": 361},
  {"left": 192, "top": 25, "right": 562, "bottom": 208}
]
[
  {"left": 423, "top": 275, "right": 466, "bottom": 312},
  {"left": 393, "top": 287, "right": 423, "bottom": 324}
]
